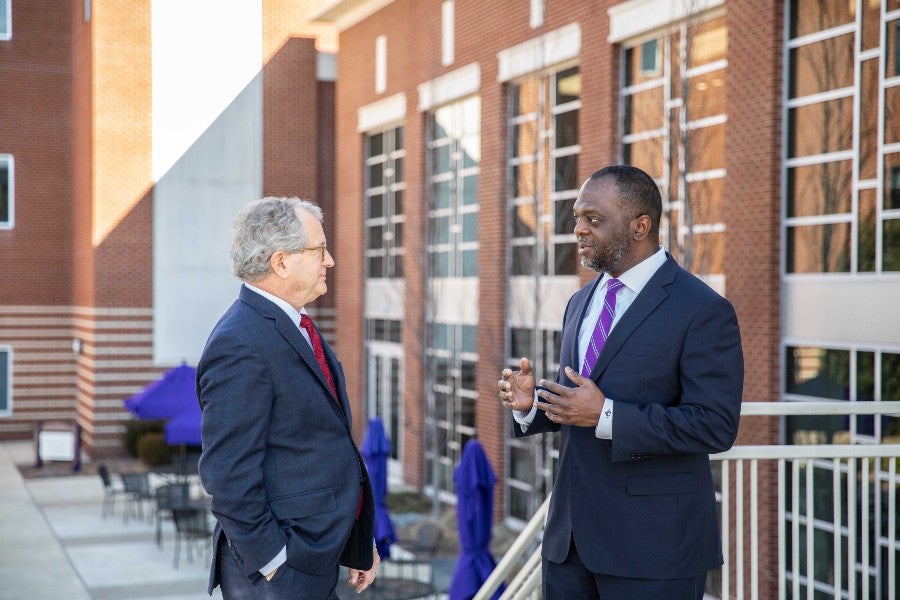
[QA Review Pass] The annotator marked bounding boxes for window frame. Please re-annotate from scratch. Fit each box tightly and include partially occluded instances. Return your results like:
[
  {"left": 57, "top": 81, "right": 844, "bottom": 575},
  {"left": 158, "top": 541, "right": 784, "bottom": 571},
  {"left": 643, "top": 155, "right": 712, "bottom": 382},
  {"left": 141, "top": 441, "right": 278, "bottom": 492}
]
[
  {"left": 0, "top": 346, "right": 11, "bottom": 417},
  {"left": 0, "top": 0, "right": 10, "bottom": 41},
  {"left": 0, "top": 154, "right": 13, "bottom": 229}
]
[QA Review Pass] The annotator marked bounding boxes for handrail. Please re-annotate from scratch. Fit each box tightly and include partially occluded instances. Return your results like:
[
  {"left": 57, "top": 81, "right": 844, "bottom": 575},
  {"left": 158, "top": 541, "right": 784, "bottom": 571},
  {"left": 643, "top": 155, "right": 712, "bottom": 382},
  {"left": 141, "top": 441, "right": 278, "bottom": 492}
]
[
  {"left": 478, "top": 401, "right": 900, "bottom": 600},
  {"left": 473, "top": 495, "right": 550, "bottom": 600}
]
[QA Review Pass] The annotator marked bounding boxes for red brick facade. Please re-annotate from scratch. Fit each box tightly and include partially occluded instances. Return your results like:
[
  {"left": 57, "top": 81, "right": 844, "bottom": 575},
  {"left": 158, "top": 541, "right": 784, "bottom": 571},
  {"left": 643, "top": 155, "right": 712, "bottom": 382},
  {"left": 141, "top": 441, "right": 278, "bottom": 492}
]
[{"left": 0, "top": 0, "right": 335, "bottom": 455}]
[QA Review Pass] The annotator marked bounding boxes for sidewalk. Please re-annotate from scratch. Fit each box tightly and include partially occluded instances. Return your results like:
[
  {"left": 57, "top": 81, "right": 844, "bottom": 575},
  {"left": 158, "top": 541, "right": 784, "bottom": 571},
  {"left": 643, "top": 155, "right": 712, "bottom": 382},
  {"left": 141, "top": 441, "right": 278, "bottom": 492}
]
[{"left": 0, "top": 441, "right": 220, "bottom": 600}]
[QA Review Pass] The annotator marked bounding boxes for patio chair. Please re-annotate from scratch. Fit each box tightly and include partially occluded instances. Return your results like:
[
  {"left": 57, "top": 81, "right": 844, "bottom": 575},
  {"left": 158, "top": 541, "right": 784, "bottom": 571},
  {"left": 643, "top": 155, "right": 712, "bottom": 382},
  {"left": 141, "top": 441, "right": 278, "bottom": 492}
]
[
  {"left": 171, "top": 506, "right": 212, "bottom": 568},
  {"left": 154, "top": 482, "right": 191, "bottom": 548},
  {"left": 97, "top": 463, "right": 125, "bottom": 519},
  {"left": 120, "top": 472, "right": 154, "bottom": 525},
  {"left": 385, "top": 519, "right": 445, "bottom": 597}
]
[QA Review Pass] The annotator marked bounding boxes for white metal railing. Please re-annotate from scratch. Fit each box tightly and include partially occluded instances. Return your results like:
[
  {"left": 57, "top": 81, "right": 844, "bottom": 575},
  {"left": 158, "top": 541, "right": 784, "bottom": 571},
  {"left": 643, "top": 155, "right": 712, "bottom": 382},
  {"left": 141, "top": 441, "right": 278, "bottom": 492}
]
[{"left": 478, "top": 402, "right": 900, "bottom": 600}]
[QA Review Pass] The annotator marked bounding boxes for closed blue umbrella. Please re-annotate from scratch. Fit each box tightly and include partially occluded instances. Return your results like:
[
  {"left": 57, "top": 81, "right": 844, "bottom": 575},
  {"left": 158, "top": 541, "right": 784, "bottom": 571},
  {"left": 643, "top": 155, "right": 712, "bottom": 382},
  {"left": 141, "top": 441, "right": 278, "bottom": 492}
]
[
  {"left": 360, "top": 417, "right": 396, "bottom": 559},
  {"left": 449, "top": 439, "right": 504, "bottom": 600},
  {"left": 124, "top": 364, "right": 197, "bottom": 420}
]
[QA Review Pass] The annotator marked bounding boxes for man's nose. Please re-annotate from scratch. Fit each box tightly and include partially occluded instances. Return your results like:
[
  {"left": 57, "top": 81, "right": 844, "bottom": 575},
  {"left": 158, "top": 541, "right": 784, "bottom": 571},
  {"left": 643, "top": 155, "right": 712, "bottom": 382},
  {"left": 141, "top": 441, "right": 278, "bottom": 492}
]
[{"left": 573, "top": 217, "right": 589, "bottom": 236}]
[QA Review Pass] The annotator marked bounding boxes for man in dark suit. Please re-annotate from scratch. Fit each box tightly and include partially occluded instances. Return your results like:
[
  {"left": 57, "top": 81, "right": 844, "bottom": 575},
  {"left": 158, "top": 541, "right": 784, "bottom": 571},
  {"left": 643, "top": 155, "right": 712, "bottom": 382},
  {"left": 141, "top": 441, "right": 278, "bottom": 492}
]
[
  {"left": 498, "top": 165, "right": 743, "bottom": 599},
  {"left": 198, "top": 197, "right": 379, "bottom": 599}
]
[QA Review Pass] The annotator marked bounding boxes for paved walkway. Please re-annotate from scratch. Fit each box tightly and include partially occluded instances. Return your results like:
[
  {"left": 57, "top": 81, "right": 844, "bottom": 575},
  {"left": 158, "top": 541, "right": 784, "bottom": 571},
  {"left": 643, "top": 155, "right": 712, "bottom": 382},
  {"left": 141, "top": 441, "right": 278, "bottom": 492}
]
[
  {"left": 0, "top": 440, "right": 221, "bottom": 600},
  {"left": 0, "top": 441, "right": 456, "bottom": 600}
]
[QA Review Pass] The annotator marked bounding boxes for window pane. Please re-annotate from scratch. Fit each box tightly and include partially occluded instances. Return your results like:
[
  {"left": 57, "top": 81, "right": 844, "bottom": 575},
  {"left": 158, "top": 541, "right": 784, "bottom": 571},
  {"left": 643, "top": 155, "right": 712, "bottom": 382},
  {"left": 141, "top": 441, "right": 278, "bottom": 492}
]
[
  {"left": 883, "top": 353, "right": 900, "bottom": 439},
  {"left": 624, "top": 39, "right": 664, "bottom": 86},
  {"left": 883, "top": 219, "right": 900, "bottom": 272},
  {"left": 686, "top": 124, "right": 725, "bottom": 172},
  {"left": 368, "top": 193, "right": 384, "bottom": 219},
  {"left": 432, "top": 216, "right": 450, "bottom": 244},
  {"left": 623, "top": 138, "right": 664, "bottom": 179},
  {"left": 0, "top": 350, "right": 8, "bottom": 413},
  {"left": 623, "top": 88, "right": 665, "bottom": 135},
  {"left": 789, "top": 0, "right": 854, "bottom": 39},
  {"left": 462, "top": 174, "right": 478, "bottom": 206},
  {"left": 368, "top": 225, "right": 383, "bottom": 250},
  {"left": 554, "top": 199, "right": 575, "bottom": 235},
  {"left": 786, "top": 223, "right": 851, "bottom": 273},
  {"left": 512, "top": 119, "right": 539, "bottom": 159},
  {"left": 788, "top": 34, "right": 854, "bottom": 98},
  {"left": 462, "top": 212, "right": 477, "bottom": 243},
  {"left": 686, "top": 70, "right": 726, "bottom": 120},
  {"left": 555, "top": 67, "right": 580, "bottom": 105},
  {"left": 394, "top": 189, "right": 404, "bottom": 215},
  {"left": 512, "top": 205, "right": 536, "bottom": 238},
  {"left": 434, "top": 180, "right": 451, "bottom": 209},
  {"left": 785, "top": 347, "right": 850, "bottom": 400},
  {"left": 787, "top": 161, "right": 852, "bottom": 217},
  {"left": 368, "top": 133, "right": 384, "bottom": 156},
  {"left": 856, "top": 351, "right": 876, "bottom": 436},
  {"left": 368, "top": 162, "right": 383, "bottom": 187},
  {"left": 0, "top": 163, "right": 8, "bottom": 223},
  {"left": 688, "top": 178, "right": 725, "bottom": 225},
  {"left": 860, "top": 59, "right": 879, "bottom": 180},
  {"left": 512, "top": 162, "right": 535, "bottom": 198},
  {"left": 431, "top": 251, "right": 449, "bottom": 276},
  {"left": 510, "top": 328, "right": 533, "bottom": 359},
  {"left": 884, "top": 156, "right": 900, "bottom": 210},
  {"left": 393, "top": 156, "right": 404, "bottom": 182},
  {"left": 788, "top": 97, "right": 853, "bottom": 157},
  {"left": 512, "top": 245, "right": 535, "bottom": 275},
  {"left": 554, "top": 155, "right": 578, "bottom": 192},
  {"left": 434, "top": 144, "right": 451, "bottom": 174},
  {"left": 554, "top": 111, "right": 578, "bottom": 149},
  {"left": 554, "top": 242, "right": 576, "bottom": 275},
  {"left": 886, "top": 20, "right": 900, "bottom": 78},
  {"left": 461, "top": 325, "right": 477, "bottom": 353},
  {"left": 462, "top": 249, "right": 478, "bottom": 276},
  {"left": 368, "top": 256, "right": 383, "bottom": 277},
  {"left": 688, "top": 18, "right": 727, "bottom": 66},
  {"left": 858, "top": 188, "right": 877, "bottom": 272}
]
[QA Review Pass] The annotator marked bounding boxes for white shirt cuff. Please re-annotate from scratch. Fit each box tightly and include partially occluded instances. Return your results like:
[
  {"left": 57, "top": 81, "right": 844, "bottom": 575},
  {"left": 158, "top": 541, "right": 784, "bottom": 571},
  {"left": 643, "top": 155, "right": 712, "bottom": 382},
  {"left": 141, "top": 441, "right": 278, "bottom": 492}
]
[
  {"left": 513, "top": 400, "right": 539, "bottom": 432},
  {"left": 595, "top": 398, "right": 614, "bottom": 439},
  {"left": 260, "top": 546, "right": 287, "bottom": 577}
]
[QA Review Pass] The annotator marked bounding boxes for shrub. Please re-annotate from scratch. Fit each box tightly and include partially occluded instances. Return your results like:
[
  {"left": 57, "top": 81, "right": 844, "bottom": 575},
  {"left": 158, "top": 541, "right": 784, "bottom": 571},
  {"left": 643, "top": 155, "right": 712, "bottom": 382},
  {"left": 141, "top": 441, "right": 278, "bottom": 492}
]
[
  {"left": 136, "top": 432, "right": 175, "bottom": 466},
  {"left": 123, "top": 419, "right": 165, "bottom": 457}
]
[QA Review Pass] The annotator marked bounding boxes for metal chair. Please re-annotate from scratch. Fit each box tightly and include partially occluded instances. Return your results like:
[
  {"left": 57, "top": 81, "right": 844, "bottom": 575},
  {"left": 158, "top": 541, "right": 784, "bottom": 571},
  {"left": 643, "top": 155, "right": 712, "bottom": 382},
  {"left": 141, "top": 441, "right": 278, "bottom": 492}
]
[
  {"left": 384, "top": 519, "right": 445, "bottom": 597},
  {"left": 97, "top": 463, "right": 125, "bottom": 519},
  {"left": 120, "top": 472, "right": 154, "bottom": 524},
  {"left": 154, "top": 482, "right": 191, "bottom": 548},
  {"left": 171, "top": 506, "right": 212, "bottom": 568}
]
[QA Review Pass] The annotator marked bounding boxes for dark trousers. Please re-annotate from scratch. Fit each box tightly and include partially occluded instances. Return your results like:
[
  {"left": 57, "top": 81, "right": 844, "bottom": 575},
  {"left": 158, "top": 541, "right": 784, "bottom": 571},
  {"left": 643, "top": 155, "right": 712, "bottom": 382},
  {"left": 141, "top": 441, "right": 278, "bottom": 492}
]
[
  {"left": 217, "top": 538, "right": 340, "bottom": 600},
  {"left": 542, "top": 538, "right": 707, "bottom": 600}
]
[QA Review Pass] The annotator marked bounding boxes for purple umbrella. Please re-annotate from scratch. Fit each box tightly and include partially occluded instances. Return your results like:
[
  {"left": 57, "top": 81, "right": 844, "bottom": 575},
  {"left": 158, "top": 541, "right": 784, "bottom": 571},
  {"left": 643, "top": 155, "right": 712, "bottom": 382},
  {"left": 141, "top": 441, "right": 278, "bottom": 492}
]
[
  {"left": 360, "top": 417, "right": 397, "bottom": 559},
  {"left": 164, "top": 400, "right": 201, "bottom": 446},
  {"left": 449, "top": 439, "right": 504, "bottom": 600},
  {"left": 124, "top": 364, "right": 198, "bottom": 420}
]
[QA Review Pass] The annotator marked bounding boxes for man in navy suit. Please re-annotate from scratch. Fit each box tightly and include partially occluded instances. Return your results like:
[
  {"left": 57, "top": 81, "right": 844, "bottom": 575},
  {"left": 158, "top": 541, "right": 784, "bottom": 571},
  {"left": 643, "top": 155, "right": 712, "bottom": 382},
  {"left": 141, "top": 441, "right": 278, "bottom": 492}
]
[
  {"left": 499, "top": 165, "right": 743, "bottom": 599},
  {"left": 198, "top": 197, "right": 379, "bottom": 599}
]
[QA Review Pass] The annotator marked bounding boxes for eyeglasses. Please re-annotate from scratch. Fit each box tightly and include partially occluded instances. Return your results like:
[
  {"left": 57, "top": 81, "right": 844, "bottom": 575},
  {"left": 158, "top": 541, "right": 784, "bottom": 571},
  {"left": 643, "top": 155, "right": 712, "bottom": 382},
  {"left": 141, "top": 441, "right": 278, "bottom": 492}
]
[{"left": 300, "top": 244, "right": 331, "bottom": 261}]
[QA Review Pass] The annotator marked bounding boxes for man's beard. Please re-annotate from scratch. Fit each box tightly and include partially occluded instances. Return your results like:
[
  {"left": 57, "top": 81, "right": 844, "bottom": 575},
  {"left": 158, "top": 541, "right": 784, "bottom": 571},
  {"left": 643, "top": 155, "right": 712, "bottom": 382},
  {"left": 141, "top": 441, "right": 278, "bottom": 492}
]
[{"left": 579, "top": 227, "right": 630, "bottom": 273}]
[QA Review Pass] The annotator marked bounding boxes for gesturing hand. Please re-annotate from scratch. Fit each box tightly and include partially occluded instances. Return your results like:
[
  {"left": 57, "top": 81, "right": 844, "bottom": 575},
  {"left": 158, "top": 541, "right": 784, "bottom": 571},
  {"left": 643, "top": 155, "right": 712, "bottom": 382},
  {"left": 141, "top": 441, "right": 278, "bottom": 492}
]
[
  {"left": 498, "top": 357, "right": 536, "bottom": 412},
  {"left": 534, "top": 366, "right": 606, "bottom": 427}
]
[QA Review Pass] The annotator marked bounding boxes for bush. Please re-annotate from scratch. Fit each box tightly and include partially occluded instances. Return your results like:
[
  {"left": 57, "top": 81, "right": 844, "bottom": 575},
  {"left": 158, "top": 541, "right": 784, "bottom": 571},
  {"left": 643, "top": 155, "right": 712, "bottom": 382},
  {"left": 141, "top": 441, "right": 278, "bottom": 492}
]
[
  {"left": 123, "top": 419, "right": 165, "bottom": 457},
  {"left": 136, "top": 432, "right": 175, "bottom": 466}
]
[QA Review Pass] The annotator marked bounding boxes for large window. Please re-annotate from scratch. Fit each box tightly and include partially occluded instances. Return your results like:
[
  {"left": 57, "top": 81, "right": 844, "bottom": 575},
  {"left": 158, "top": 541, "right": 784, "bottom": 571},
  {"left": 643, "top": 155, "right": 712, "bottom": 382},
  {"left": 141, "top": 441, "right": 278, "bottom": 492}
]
[
  {"left": 783, "top": 343, "right": 900, "bottom": 598},
  {"left": 505, "top": 65, "right": 580, "bottom": 524},
  {"left": 0, "top": 0, "right": 10, "bottom": 41},
  {"left": 0, "top": 347, "right": 10, "bottom": 417},
  {"left": 1, "top": 155, "right": 12, "bottom": 228},
  {"left": 427, "top": 97, "right": 480, "bottom": 278},
  {"left": 620, "top": 15, "right": 728, "bottom": 280},
  {"left": 424, "top": 322, "right": 477, "bottom": 501},
  {"left": 508, "top": 66, "right": 580, "bottom": 277},
  {"left": 785, "top": 0, "right": 900, "bottom": 273},
  {"left": 365, "top": 128, "right": 405, "bottom": 278},
  {"left": 505, "top": 327, "right": 560, "bottom": 523}
]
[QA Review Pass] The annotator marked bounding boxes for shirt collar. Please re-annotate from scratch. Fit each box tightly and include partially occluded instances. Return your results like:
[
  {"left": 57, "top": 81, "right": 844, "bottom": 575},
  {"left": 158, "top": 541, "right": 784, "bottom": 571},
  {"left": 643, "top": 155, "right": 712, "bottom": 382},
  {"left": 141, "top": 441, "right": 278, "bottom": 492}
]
[
  {"left": 601, "top": 246, "right": 667, "bottom": 295},
  {"left": 244, "top": 283, "right": 306, "bottom": 324}
]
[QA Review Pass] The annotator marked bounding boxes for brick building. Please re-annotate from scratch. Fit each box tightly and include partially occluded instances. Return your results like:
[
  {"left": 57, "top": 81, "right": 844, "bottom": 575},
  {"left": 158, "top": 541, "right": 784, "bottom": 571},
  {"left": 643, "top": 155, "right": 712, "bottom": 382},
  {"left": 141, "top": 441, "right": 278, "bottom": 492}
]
[
  {"left": 0, "top": 0, "right": 337, "bottom": 455},
  {"left": 313, "top": 0, "right": 899, "bottom": 596}
]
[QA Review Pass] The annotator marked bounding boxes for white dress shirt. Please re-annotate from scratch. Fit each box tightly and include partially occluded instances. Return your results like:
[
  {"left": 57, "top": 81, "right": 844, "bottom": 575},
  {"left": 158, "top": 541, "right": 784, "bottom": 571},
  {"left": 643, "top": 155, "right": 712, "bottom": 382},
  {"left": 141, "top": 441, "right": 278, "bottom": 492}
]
[{"left": 514, "top": 247, "right": 667, "bottom": 438}]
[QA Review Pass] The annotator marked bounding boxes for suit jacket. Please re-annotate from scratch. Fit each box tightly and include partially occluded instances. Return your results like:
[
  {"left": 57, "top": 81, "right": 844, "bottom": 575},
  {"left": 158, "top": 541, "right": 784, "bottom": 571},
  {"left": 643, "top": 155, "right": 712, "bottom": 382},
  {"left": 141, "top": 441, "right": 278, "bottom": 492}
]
[
  {"left": 516, "top": 255, "right": 743, "bottom": 580},
  {"left": 197, "top": 285, "right": 375, "bottom": 594}
]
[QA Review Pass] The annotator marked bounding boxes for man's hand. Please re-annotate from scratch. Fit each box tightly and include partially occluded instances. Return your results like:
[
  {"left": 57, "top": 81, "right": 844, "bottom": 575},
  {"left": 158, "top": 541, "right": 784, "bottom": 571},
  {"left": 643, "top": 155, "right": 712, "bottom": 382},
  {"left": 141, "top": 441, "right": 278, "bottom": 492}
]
[
  {"left": 498, "top": 357, "right": 536, "bottom": 412},
  {"left": 348, "top": 551, "right": 381, "bottom": 594},
  {"left": 534, "top": 366, "right": 606, "bottom": 427}
]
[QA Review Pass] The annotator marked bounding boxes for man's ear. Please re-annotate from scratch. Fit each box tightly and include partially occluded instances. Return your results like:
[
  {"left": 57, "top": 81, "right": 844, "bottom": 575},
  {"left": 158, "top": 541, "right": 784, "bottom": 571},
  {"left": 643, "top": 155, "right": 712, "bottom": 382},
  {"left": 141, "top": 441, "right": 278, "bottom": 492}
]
[
  {"left": 269, "top": 250, "right": 289, "bottom": 279},
  {"left": 632, "top": 214, "right": 652, "bottom": 240}
]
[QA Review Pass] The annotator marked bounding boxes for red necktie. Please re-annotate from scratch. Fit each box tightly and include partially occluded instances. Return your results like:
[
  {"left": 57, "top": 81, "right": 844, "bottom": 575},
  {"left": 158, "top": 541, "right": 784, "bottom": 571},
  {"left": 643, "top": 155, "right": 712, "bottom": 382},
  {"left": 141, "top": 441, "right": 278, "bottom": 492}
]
[{"left": 299, "top": 314, "right": 338, "bottom": 398}]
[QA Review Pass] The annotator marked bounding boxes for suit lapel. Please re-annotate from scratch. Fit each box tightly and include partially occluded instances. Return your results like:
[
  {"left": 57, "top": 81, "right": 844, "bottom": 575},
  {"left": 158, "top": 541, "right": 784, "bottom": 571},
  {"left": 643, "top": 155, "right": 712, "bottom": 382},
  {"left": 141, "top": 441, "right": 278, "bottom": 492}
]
[
  {"left": 239, "top": 287, "right": 347, "bottom": 421},
  {"left": 588, "top": 257, "right": 678, "bottom": 379}
]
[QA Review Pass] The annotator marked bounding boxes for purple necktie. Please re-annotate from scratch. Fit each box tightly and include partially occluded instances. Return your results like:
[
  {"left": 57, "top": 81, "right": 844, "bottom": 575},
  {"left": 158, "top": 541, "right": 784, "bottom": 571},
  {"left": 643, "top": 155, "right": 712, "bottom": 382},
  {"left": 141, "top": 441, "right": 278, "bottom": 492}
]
[{"left": 580, "top": 278, "right": 624, "bottom": 378}]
